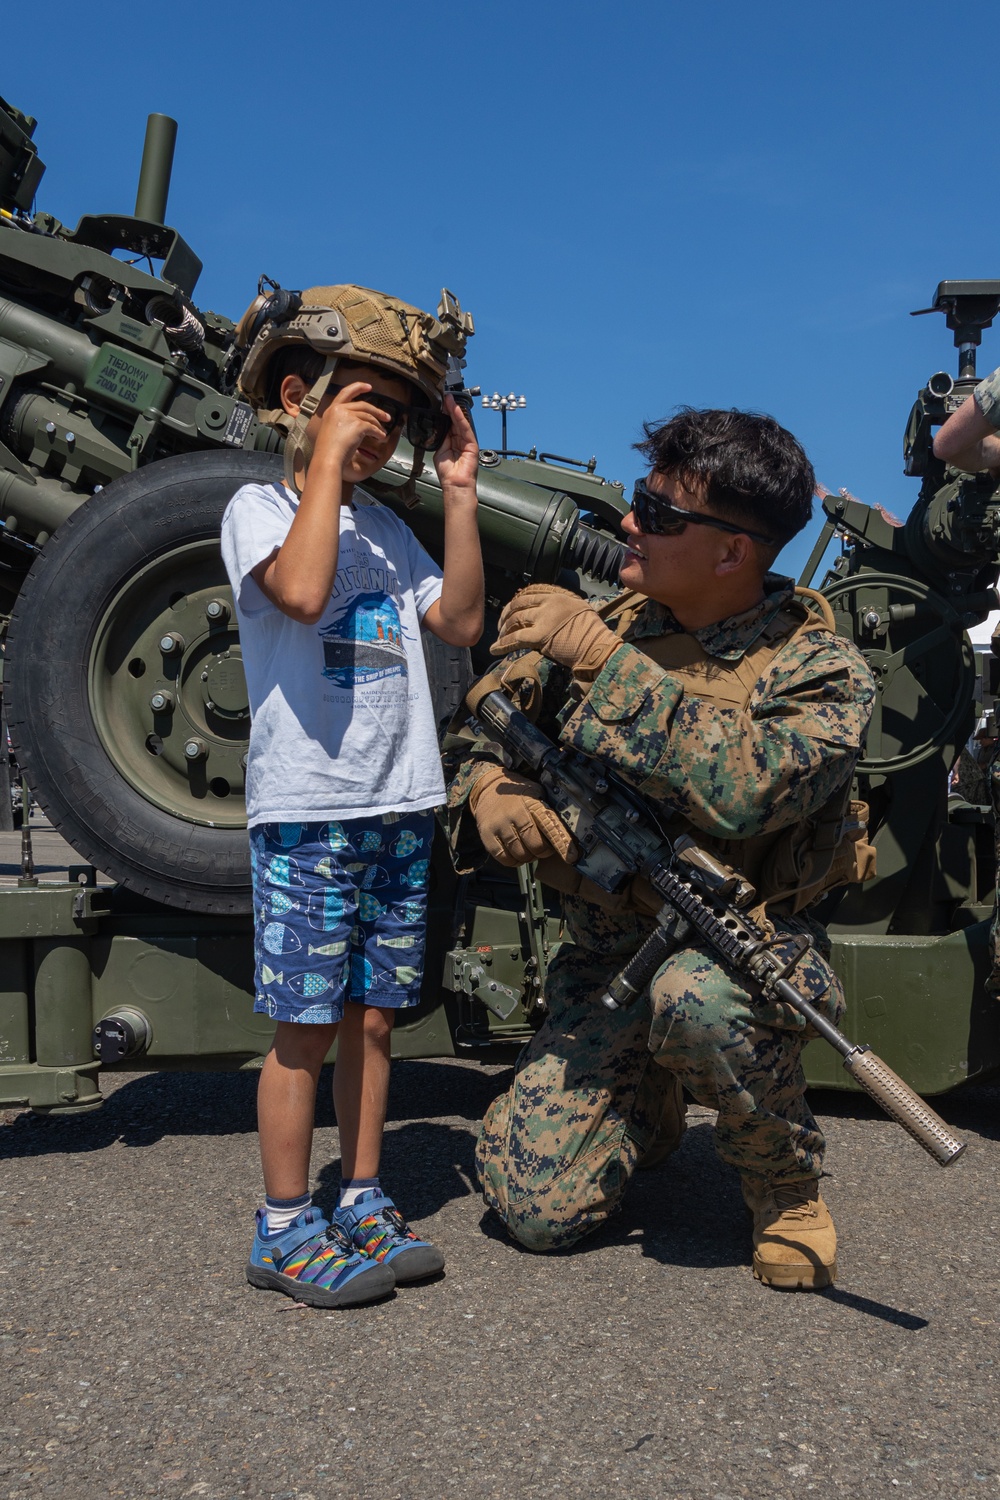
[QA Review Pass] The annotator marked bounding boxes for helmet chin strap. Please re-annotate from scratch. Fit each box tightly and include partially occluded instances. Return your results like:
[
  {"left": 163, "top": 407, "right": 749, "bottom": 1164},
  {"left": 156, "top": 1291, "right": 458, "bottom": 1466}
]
[{"left": 282, "top": 358, "right": 339, "bottom": 495}]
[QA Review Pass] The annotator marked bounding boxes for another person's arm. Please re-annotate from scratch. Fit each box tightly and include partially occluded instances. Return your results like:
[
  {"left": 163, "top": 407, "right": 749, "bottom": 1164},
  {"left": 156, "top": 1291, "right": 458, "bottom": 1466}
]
[{"left": 933, "top": 367, "right": 1000, "bottom": 473}]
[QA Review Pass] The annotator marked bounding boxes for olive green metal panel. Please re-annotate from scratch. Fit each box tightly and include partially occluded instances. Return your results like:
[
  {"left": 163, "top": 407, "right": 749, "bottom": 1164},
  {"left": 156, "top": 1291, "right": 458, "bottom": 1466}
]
[
  {"left": 805, "top": 923, "right": 999, "bottom": 1096},
  {"left": 0, "top": 939, "right": 30, "bottom": 1065},
  {"left": 33, "top": 938, "right": 94, "bottom": 1068}
]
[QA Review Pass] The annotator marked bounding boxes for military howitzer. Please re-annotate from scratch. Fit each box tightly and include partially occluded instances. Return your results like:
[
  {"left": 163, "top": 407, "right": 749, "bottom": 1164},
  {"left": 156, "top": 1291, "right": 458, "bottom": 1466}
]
[
  {"left": 0, "top": 96, "right": 627, "bottom": 912},
  {"left": 474, "top": 688, "right": 967, "bottom": 1167},
  {"left": 0, "top": 93, "right": 999, "bottom": 1119},
  {"left": 0, "top": 96, "right": 628, "bottom": 1112}
]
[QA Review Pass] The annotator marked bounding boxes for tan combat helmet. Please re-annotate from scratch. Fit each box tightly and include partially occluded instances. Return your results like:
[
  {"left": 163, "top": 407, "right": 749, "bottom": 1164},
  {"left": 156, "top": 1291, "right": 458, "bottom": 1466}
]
[{"left": 233, "top": 280, "right": 475, "bottom": 497}]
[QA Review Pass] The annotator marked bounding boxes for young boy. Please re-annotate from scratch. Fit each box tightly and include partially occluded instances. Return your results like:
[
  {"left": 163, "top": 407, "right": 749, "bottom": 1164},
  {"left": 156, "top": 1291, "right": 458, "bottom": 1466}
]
[{"left": 221, "top": 283, "right": 483, "bottom": 1308}]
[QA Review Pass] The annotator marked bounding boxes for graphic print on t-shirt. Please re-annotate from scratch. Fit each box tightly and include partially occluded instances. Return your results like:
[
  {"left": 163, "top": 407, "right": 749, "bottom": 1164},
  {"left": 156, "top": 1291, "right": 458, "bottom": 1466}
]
[{"left": 319, "top": 590, "right": 409, "bottom": 688}]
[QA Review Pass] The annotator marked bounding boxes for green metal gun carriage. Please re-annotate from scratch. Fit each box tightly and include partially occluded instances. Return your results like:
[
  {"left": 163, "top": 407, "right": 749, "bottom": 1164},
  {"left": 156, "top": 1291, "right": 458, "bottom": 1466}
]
[{"left": 0, "top": 97, "right": 996, "bottom": 1114}]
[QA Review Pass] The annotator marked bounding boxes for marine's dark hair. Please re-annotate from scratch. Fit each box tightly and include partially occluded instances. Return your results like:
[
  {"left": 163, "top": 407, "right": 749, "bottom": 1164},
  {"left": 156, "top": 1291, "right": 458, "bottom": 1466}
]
[
  {"left": 265, "top": 350, "right": 430, "bottom": 414},
  {"left": 634, "top": 407, "right": 815, "bottom": 550}
]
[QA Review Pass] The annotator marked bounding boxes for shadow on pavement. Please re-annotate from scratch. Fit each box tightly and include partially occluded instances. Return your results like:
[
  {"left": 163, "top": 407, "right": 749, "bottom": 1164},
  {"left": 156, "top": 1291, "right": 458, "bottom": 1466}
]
[
  {"left": 0, "top": 1058, "right": 513, "bottom": 1159},
  {"left": 312, "top": 1117, "right": 482, "bottom": 1220},
  {"left": 817, "top": 1286, "right": 929, "bottom": 1329}
]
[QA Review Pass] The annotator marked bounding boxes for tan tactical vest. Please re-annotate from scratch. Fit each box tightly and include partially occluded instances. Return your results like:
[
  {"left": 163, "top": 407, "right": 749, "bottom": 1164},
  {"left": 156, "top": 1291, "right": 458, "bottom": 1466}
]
[
  {"left": 488, "top": 587, "right": 873, "bottom": 915},
  {"left": 602, "top": 588, "right": 874, "bottom": 911}
]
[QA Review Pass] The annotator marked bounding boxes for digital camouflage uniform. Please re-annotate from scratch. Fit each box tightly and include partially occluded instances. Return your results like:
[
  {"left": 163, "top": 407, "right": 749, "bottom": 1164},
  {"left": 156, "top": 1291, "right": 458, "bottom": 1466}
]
[
  {"left": 974, "top": 368, "right": 1000, "bottom": 995},
  {"left": 973, "top": 364, "right": 1000, "bottom": 432},
  {"left": 448, "top": 576, "right": 876, "bottom": 1251}
]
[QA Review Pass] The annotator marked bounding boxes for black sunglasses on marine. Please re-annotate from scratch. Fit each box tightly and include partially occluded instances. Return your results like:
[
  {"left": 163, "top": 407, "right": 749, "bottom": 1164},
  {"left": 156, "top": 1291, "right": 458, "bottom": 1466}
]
[
  {"left": 327, "top": 382, "right": 451, "bottom": 452},
  {"left": 630, "top": 478, "right": 774, "bottom": 546}
]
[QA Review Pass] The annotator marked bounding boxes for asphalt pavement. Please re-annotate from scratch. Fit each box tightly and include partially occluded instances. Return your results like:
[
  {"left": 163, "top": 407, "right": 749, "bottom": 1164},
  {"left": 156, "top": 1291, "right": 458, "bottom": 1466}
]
[{"left": 2, "top": 1054, "right": 999, "bottom": 1500}]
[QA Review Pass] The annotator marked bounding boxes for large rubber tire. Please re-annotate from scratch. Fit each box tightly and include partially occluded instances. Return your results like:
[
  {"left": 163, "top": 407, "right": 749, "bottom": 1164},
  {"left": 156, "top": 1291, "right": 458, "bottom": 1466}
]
[{"left": 5, "top": 450, "right": 283, "bottom": 913}]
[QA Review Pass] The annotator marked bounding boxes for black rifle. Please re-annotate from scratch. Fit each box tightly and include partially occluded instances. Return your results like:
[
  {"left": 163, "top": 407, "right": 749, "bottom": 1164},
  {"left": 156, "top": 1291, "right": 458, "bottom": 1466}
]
[{"left": 474, "top": 689, "right": 966, "bottom": 1168}]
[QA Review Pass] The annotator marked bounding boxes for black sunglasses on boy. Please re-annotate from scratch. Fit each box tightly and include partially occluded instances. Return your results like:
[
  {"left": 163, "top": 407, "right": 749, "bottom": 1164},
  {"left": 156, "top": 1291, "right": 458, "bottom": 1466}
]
[{"left": 329, "top": 382, "right": 451, "bottom": 453}]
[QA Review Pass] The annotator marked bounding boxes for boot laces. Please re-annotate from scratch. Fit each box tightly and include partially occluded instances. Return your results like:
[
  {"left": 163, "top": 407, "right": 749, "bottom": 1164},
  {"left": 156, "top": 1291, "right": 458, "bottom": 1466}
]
[{"left": 770, "top": 1183, "right": 818, "bottom": 1219}]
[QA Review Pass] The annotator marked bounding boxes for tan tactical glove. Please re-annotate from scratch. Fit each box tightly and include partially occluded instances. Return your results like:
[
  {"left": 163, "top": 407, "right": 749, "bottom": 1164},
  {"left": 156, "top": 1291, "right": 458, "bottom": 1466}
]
[
  {"left": 491, "top": 584, "right": 622, "bottom": 681},
  {"left": 468, "top": 763, "right": 580, "bottom": 867}
]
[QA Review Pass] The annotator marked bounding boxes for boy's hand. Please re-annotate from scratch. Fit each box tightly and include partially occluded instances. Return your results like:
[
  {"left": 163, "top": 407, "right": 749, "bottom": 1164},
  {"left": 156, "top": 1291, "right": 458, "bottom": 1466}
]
[
  {"left": 312, "top": 382, "right": 392, "bottom": 471},
  {"left": 434, "top": 395, "right": 479, "bottom": 494}
]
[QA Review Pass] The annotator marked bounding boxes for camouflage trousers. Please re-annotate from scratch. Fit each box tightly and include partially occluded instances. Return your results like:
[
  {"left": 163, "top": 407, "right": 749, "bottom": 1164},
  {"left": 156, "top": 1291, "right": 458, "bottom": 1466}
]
[
  {"left": 476, "top": 918, "right": 845, "bottom": 1251},
  {"left": 990, "top": 750, "right": 1000, "bottom": 996}
]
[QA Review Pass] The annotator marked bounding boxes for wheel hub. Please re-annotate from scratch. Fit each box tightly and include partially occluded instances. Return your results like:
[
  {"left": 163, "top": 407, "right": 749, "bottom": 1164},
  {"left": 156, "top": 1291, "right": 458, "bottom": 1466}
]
[{"left": 88, "top": 542, "right": 250, "bottom": 827}]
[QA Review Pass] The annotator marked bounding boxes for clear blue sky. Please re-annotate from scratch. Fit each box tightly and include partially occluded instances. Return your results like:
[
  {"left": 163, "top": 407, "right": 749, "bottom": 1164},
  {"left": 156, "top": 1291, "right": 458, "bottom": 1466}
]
[{"left": 6, "top": 0, "right": 997, "bottom": 579}]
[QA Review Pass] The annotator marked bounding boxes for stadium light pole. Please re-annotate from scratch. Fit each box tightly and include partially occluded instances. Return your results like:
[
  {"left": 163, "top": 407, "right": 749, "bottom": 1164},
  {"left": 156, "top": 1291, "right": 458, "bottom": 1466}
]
[{"left": 481, "top": 390, "right": 527, "bottom": 452}]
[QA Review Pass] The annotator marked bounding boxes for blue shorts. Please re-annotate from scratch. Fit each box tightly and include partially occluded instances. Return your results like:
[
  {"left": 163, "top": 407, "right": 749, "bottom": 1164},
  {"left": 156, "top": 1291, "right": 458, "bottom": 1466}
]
[{"left": 249, "top": 810, "right": 434, "bottom": 1024}]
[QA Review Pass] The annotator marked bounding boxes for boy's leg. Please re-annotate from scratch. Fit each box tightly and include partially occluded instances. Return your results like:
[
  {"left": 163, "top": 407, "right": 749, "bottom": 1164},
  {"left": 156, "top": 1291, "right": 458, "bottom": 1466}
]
[
  {"left": 258, "top": 1019, "right": 337, "bottom": 1199},
  {"left": 245, "top": 822, "right": 394, "bottom": 1308},
  {"left": 247, "top": 1011, "right": 395, "bottom": 1307},
  {"left": 330, "top": 812, "right": 444, "bottom": 1281},
  {"left": 332, "top": 1002, "right": 394, "bottom": 1181}
]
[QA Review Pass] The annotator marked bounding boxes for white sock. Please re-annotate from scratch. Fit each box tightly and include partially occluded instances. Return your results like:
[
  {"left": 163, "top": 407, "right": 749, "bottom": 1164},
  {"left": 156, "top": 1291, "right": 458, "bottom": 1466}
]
[
  {"left": 339, "top": 1178, "right": 381, "bottom": 1207},
  {"left": 264, "top": 1192, "right": 312, "bottom": 1233}
]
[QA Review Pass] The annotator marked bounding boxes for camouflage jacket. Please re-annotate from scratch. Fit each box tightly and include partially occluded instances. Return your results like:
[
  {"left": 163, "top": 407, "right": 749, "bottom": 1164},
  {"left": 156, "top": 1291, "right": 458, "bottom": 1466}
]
[
  {"left": 446, "top": 576, "right": 876, "bottom": 950},
  {"left": 975, "top": 364, "right": 1000, "bottom": 430}
]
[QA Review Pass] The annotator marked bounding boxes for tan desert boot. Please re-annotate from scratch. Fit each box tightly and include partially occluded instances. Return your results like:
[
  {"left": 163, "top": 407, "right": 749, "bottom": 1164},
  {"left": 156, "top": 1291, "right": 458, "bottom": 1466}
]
[{"left": 741, "top": 1177, "right": 837, "bottom": 1290}]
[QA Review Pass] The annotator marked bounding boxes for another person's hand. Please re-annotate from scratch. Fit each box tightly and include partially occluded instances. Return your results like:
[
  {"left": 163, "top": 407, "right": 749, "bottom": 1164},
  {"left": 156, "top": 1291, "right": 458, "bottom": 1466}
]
[
  {"left": 468, "top": 763, "right": 579, "bottom": 866},
  {"left": 491, "top": 584, "right": 622, "bottom": 679}
]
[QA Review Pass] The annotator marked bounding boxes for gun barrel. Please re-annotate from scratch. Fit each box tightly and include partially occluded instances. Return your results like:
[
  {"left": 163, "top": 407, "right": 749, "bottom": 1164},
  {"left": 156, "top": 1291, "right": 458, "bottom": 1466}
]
[
  {"left": 844, "top": 1048, "right": 966, "bottom": 1166},
  {"left": 135, "top": 113, "right": 177, "bottom": 225}
]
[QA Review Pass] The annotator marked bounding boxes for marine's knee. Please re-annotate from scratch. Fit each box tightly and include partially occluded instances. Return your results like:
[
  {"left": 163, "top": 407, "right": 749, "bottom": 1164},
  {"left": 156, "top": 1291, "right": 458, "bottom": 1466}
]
[{"left": 476, "top": 1082, "right": 635, "bottom": 1253}]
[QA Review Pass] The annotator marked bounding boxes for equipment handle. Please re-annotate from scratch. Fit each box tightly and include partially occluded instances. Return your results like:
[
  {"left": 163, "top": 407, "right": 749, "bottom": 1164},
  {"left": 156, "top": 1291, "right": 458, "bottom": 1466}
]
[
  {"left": 601, "top": 910, "right": 689, "bottom": 1010},
  {"left": 844, "top": 1048, "right": 966, "bottom": 1166}
]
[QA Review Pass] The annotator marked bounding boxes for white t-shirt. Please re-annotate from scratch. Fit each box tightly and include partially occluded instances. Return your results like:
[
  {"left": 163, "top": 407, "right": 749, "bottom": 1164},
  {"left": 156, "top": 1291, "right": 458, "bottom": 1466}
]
[{"left": 221, "top": 481, "right": 445, "bottom": 826}]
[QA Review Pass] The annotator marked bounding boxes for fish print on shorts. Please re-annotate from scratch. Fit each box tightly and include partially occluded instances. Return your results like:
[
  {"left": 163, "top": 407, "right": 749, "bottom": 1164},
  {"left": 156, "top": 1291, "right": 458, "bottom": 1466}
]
[
  {"left": 287, "top": 964, "right": 350, "bottom": 999},
  {"left": 263, "top": 922, "right": 303, "bottom": 955},
  {"left": 307, "top": 887, "right": 346, "bottom": 932},
  {"left": 346, "top": 862, "right": 390, "bottom": 890},
  {"left": 392, "top": 900, "right": 424, "bottom": 924},
  {"left": 390, "top": 830, "right": 423, "bottom": 858}
]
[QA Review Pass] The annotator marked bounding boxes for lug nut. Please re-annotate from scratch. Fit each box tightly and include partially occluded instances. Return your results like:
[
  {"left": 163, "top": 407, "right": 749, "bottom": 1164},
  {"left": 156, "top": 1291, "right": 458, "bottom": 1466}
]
[
  {"left": 149, "top": 691, "right": 174, "bottom": 712},
  {"left": 159, "top": 632, "right": 185, "bottom": 654},
  {"left": 183, "top": 739, "right": 207, "bottom": 761},
  {"left": 205, "top": 599, "right": 230, "bottom": 622}
]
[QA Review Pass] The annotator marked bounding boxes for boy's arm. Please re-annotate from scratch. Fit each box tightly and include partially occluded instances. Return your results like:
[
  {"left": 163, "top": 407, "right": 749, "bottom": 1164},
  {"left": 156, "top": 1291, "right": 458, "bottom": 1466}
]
[
  {"left": 252, "top": 382, "right": 391, "bottom": 623},
  {"left": 422, "top": 397, "right": 484, "bottom": 648}
]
